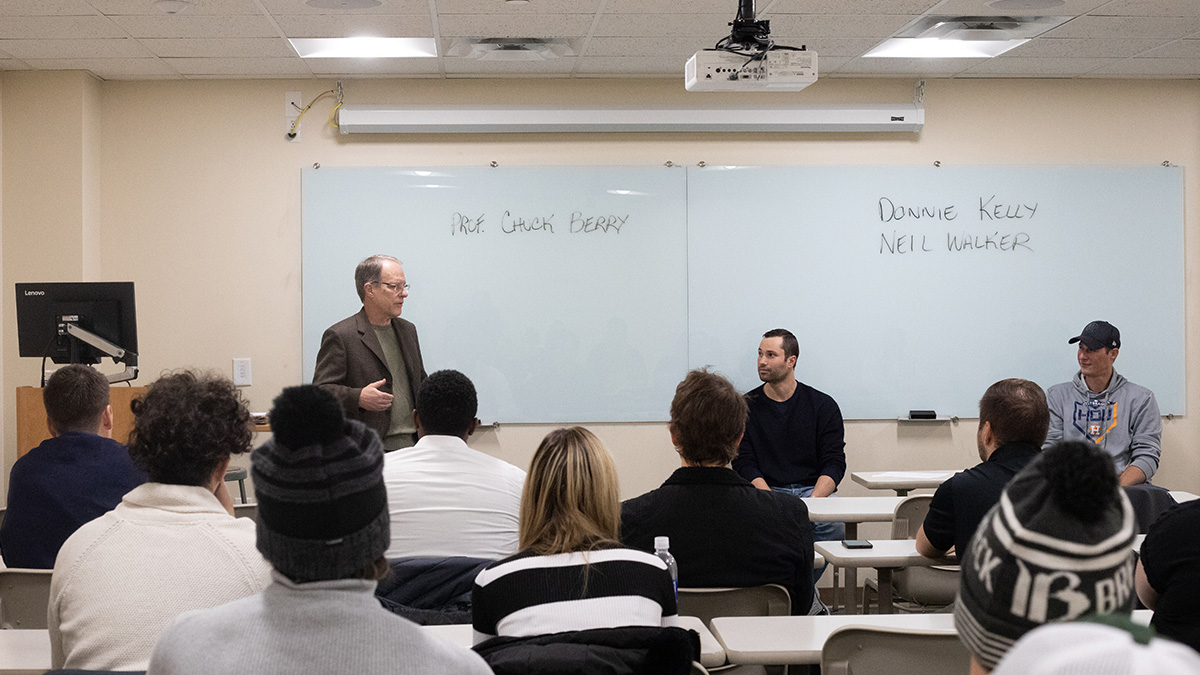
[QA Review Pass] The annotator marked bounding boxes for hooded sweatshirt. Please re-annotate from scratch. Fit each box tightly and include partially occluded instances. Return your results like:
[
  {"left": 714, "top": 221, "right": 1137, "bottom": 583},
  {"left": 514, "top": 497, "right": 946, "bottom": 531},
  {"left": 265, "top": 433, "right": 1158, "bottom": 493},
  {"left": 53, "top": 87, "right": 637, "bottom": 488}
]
[{"left": 1044, "top": 370, "right": 1162, "bottom": 481}]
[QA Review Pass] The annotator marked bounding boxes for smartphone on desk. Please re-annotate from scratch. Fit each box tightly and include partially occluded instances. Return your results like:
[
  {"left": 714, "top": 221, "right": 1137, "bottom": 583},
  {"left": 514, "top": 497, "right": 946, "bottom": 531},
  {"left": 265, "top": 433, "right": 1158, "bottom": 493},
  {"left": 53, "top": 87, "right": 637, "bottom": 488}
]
[{"left": 843, "top": 539, "right": 874, "bottom": 549}]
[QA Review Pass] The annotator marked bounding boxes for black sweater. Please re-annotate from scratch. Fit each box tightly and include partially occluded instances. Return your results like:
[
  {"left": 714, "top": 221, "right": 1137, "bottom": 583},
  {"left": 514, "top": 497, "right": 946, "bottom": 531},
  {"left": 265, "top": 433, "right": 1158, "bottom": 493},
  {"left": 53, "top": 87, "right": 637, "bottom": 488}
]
[{"left": 733, "top": 382, "right": 847, "bottom": 488}]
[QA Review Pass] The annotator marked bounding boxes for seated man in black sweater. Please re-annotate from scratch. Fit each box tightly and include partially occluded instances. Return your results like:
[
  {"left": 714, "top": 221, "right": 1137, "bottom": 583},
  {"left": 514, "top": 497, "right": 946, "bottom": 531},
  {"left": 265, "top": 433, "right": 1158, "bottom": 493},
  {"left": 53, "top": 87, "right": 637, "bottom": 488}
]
[
  {"left": 916, "top": 378, "right": 1048, "bottom": 559},
  {"left": 621, "top": 368, "right": 815, "bottom": 614}
]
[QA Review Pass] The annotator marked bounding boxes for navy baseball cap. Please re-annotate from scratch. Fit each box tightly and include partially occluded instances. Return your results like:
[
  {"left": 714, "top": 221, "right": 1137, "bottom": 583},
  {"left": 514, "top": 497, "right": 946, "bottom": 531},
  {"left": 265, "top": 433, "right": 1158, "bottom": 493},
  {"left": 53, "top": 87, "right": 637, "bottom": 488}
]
[{"left": 1069, "top": 321, "right": 1120, "bottom": 350}]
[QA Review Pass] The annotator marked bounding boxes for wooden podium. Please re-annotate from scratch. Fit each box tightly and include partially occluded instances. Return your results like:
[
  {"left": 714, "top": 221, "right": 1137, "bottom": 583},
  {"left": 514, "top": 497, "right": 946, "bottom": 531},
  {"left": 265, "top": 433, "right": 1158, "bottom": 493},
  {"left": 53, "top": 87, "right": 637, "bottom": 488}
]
[{"left": 16, "top": 386, "right": 147, "bottom": 457}]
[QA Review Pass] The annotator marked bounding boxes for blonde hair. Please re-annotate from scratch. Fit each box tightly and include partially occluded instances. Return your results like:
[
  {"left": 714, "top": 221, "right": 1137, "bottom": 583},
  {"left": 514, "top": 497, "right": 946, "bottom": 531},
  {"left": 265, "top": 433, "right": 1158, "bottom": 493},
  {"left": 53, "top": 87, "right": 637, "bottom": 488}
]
[{"left": 519, "top": 427, "right": 621, "bottom": 555}]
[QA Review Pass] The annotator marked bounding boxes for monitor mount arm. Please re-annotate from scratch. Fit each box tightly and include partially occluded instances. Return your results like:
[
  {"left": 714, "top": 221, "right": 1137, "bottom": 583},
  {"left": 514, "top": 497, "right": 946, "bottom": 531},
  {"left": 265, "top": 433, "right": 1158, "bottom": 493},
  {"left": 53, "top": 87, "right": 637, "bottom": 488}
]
[{"left": 62, "top": 322, "right": 139, "bottom": 384}]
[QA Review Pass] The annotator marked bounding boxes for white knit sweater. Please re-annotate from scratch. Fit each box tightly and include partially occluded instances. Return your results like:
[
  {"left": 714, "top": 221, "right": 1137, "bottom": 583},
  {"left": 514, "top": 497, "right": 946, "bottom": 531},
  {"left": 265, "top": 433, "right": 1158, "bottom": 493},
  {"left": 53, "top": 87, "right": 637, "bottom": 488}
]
[
  {"left": 147, "top": 572, "right": 493, "bottom": 675},
  {"left": 49, "top": 483, "right": 272, "bottom": 670}
]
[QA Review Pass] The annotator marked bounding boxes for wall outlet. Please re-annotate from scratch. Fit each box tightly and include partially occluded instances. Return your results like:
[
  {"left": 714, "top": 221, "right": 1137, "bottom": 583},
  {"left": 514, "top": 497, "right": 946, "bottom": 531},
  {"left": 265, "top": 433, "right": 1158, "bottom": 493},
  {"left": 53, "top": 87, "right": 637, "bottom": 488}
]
[{"left": 233, "top": 358, "right": 252, "bottom": 386}]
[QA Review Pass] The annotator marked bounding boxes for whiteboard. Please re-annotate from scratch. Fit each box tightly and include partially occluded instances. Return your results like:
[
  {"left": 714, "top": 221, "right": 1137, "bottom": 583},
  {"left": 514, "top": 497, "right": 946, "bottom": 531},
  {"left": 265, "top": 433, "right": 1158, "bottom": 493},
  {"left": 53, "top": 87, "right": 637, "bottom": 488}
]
[
  {"left": 687, "top": 165, "right": 1185, "bottom": 418},
  {"left": 303, "top": 165, "right": 1184, "bottom": 422},
  {"left": 302, "top": 166, "right": 689, "bottom": 423}
]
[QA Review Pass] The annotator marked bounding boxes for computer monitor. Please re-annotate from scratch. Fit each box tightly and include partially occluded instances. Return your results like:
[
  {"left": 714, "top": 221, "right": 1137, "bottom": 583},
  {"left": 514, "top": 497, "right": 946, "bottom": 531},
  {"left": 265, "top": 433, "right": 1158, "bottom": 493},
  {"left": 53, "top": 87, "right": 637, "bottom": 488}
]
[{"left": 16, "top": 281, "right": 138, "bottom": 382}]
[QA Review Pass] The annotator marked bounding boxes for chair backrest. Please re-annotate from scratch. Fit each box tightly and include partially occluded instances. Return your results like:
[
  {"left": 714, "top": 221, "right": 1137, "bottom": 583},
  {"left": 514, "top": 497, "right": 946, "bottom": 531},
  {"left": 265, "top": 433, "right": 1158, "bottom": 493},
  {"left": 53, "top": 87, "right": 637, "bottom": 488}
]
[
  {"left": 820, "top": 625, "right": 970, "bottom": 675},
  {"left": 232, "top": 502, "right": 258, "bottom": 522},
  {"left": 0, "top": 568, "right": 54, "bottom": 629},
  {"left": 677, "top": 584, "right": 791, "bottom": 623},
  {"left": 891, "top": 495, "right": 933, "bottom": 539}
]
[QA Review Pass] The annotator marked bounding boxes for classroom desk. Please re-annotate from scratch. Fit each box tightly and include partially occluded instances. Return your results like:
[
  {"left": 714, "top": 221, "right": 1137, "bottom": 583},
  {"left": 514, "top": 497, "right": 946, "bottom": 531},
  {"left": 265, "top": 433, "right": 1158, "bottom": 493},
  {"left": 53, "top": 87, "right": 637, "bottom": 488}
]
[
  {"left": 421, "top": 616, "right": 727, "bottom": 669},
  {"left": 710, "top": 610, "right": 1155, "bottom": 666},
  {"left": 711, "top": 613, "right": 956, "bottom": 666},
  {"left": 0, "top": 629, "right": 50, "bottom": 675},
  {"left": 814, "top": 540, "right": 955, "bottom": 615},
  {"left": 849, "top": 471, "right": 956, "bottom": 496},
  {"left": 803, "top": 496, "right": 903, "bottom": 611},
  {"left": 1170, "top": 491, "right": 1198, "bottom": 503}
]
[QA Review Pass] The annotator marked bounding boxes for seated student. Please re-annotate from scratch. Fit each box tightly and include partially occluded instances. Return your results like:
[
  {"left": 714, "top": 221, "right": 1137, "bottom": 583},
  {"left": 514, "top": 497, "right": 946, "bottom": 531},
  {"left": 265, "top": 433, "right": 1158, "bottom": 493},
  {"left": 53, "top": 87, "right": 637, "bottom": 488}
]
[
  {"left": 1136, "top": 498, "right": 1200, "bottom": 652},
  {"left": 383, "top": 369, "right": 525, "bottom": 559},
  {"left": 49, "top": 371, "right": 271, "bottom": 671},
  {"left": 0, "top": 364, "right": 144, "bottom": 568},
  {"left": 916, "top": 378, "right": 1047, "bottom": 559},
  {"left": 955, "top": 441, "right": 1136, "bottom": 674},
  {"left": 471, "top": 427, "right": 677, "bottom": 643},
  {"left": 621, "top": 368, "right": 815, "bottom": 613},
  {"left": 147, "top": 386, "right": 492, "bottom": 675}
]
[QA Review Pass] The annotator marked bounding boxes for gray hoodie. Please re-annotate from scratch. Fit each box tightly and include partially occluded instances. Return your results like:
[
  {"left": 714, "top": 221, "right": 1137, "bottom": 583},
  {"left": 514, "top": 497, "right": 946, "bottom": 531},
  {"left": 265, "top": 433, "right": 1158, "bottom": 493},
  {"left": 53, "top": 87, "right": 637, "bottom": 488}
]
[{"left": 1044, "top": 370, "right": 1162, "bottom": 481}]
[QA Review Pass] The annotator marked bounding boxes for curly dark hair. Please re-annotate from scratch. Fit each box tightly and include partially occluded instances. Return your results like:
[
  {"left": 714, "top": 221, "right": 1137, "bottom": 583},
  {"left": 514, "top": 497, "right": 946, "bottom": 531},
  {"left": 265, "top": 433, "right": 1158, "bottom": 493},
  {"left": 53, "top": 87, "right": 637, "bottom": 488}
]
[
  {"left": 1039, "top": 441, "right": 1120, "bottom": 524},
  {"left": 416, "top": 369, "right": 477, "bottom": 437},
  {"left": 127, "top": 370, "right": 252, "bottom": 485}
]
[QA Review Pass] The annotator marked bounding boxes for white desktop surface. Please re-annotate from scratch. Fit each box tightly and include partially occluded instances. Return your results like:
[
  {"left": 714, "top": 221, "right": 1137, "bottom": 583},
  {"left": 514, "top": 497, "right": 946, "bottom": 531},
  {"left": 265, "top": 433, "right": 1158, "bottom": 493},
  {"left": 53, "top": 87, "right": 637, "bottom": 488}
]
[
  {"left": 850, "top": 471, "right": 956, "bottom": 492},
  {"left": 421, "top": 616, "right": 726, "bottom": 669},
  {"left": 711, "top": 613, "right": 956, "bottom": 665},
  {"left": 801, "top": 497, "right": 903, "bottom": 524},
  {"left": 0, "top": 629, "right": 50, "bottom": 675},
  {"left": 814, "top": 540, "right": 949, "bottom": 569}
]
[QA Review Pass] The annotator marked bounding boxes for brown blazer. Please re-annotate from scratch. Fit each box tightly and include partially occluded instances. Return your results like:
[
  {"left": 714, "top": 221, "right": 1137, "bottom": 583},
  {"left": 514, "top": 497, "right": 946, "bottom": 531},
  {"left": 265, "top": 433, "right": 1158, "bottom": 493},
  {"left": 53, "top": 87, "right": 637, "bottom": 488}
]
[{"left": 312, "top": 308, "right": 427, "bottom": 440}]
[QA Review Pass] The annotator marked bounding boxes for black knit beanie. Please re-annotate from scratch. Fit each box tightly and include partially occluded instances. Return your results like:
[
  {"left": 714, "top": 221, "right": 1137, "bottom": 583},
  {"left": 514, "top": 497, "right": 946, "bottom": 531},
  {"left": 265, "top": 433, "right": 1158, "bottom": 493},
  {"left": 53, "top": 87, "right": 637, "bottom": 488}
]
[
  {"left": 252, "top": 385, "right": 389, "bottom": 582},
  {"left": 954, "top": 441, "right": 1136, "bottom": 671}
]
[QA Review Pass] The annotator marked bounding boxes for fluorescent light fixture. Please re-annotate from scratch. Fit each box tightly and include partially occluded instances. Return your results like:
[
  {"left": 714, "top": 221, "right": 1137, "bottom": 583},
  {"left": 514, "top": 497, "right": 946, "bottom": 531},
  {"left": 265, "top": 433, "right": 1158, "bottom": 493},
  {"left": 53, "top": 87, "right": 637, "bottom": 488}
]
[
  {"left": 864, "top": 38, "right": 1028, "bottom": 58},
  {"left": 289, "top": 37, "right": 436, "bottom": 59}
]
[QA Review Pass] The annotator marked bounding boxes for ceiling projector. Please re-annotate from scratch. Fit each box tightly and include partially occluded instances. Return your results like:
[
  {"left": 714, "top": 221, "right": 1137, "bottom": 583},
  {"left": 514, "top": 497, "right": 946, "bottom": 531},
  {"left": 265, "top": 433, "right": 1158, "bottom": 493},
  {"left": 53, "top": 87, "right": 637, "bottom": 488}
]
[{"left": 686, "top": 0, "right": 817, "bottom": 92}]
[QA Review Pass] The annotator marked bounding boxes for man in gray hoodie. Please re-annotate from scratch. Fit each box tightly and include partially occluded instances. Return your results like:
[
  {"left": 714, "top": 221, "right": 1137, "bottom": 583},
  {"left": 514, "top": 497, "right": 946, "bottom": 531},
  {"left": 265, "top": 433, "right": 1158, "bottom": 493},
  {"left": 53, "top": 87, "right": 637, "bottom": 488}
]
[{"left": 1044, "top": 321, "right": 1161, "bottom": 486}]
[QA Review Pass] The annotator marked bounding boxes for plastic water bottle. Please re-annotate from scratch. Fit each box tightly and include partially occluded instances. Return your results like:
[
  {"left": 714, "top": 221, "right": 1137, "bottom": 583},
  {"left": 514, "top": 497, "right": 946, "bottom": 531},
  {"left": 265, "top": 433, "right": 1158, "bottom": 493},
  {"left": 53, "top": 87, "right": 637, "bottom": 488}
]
[{"left": 654, "top": 536, "right": 678, "bottom": 599}]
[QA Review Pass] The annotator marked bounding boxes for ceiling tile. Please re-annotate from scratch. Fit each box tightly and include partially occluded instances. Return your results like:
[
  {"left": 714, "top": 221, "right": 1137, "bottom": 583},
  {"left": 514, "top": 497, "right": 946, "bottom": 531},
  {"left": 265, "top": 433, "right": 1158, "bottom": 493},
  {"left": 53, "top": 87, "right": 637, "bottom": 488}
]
[
  {"left": 766, "top": 14, "right": 916, "bottom": 38},
  {"left": 0, "top": 16, "right": 125, "bottom": 39},
  {"left": 140, "top": 37, "right": 297, "bottom": 57},
  {"left": 605, "top": 0, "right": 742, "bottom": 12},
  {"left": 836, "top": 56, "right": 977, "bottom": 75},
  {"left": 810, "top": 54, "right": 850, "bottom": 71},
  {"left": 110, "top": 14, "right": 280, "bottom": 38},
  {"left": 274, "top": 14, "right": 434, "bottom": 38},
  {"left": 583, "top": 37, "right": 706, "bottom": 57},
  {"left": 1090, "top": 0, "right": 1200, "bottom": 17},
  {"left": 1044, "top": 15, "right": 1200, "bottom": 39},
  {"left": 22, "top": 57, "right": 180, "bottom": 78},
  {"left": 1138, "top": 39, "right": 1200, "bottom": 58},
  {"left": 259, "top": 0, "right": 428, "bottom": 13},
  {"left": 1082, "top": 57, "right": 1200, "bottom": 76},
  {"left": 444, "top": 56, "right": 576, "bottom": 73},
  {"left": 438, "top": 14, "right": 594, "bottom": 38},
  {"left": 764, "top": 0, "right": 939, "bottom": 14},
  {"left": 592, "top": 14, "right": 742, "bottom": 38},
  {"left": 88, "top": 0, "right": 263, "bottom": 15},
  {"left": 0, "top": 38, "right": 155, "bottom": 59},
  {"left": 1006, "top": 37, "right": 1171, "bottom": 58},
  {"left": 0, "top": 0, "right": 99, "bottom": 15},
  {"left": 962, "top": 56, "right": 1118, "bottom": 76},
  {"left": 932, "top": 0, "right": 1109, "bottom": 16},
  {"left": 164, "top": 56, "right": 314, "bottom": 75},
  {"left": 770, "top": 36, "right": 879, "bottom": 57},
  {"left": 576, "top": 56, "right": 683, "bottom": 74},
  {"left": 436, "top": 0, "right": 601, "bottom": 13},
  {"left": 304, "top": 57, "right": 440, "bottom": 74}
]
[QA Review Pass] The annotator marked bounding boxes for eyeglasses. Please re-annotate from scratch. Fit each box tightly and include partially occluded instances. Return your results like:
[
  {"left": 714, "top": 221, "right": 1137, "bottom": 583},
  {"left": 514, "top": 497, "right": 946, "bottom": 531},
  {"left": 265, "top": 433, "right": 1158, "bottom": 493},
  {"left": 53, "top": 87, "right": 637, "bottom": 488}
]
[{"left": 376, "top": 281, "right": 410, "bottom": 294}]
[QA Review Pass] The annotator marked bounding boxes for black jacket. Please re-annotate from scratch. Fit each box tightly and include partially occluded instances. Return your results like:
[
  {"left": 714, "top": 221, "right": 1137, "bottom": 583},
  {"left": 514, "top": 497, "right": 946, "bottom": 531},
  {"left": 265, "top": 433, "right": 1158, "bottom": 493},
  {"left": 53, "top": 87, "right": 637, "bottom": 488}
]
[{"left": 474, "top": 626, "right": 699, "bottom": 675}]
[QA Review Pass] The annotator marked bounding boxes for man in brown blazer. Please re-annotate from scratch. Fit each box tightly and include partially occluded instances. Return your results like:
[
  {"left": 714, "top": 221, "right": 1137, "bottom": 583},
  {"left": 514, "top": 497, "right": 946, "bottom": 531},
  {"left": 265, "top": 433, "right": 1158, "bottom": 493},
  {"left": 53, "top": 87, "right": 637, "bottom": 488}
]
[{"left": 313, "top": 254, "right": 427, "bottom": 450}]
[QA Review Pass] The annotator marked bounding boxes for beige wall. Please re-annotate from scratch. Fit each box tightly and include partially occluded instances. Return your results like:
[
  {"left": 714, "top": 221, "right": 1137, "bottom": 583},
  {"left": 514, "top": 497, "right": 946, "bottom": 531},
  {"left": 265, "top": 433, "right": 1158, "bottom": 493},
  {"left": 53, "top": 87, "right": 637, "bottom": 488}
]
[{"left": 2, "top": 75, "right": 1198, "bottom": 507}]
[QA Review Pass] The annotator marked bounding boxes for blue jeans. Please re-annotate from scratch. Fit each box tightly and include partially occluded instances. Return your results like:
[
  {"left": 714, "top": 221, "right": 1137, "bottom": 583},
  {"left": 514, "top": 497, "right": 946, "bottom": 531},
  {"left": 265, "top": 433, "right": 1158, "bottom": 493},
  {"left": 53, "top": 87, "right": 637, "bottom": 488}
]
[{"left": 774, "top": 483, "right": 845, "bottom": 614}]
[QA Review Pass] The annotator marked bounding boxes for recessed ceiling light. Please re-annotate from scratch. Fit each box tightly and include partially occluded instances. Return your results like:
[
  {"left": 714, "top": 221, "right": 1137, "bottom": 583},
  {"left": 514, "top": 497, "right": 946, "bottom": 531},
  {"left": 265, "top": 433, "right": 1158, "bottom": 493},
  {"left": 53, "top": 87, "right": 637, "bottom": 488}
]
[
  {"left": 153, "top": 0, "right": 191, "bottom": 14},
  {"left": 289, "top": 37, "right": 437, "bottom": 58},
  {"left": 505, "top": 0, "right": 531, "bottom": 5},
  {"left": 988, "top": 0, "right": 1065, "bottom": 9},
  {"left": 305, "top": 0, "right": 382, "bottom": 8},
  {"left": 864, "top": 38, "right": 1028, "bottom": 58}
]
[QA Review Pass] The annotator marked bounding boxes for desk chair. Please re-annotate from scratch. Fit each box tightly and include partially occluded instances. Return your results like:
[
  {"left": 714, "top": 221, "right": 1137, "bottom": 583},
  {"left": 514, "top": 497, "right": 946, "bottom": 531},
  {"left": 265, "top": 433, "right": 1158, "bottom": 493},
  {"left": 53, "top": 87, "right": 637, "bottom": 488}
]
[
  {"left": 862, "top": 495, "right": 958, "bottom": 614},
  {"left": 223, "top": 467, "right": 248, "bottom": 504},
  {"left": 232, "top": 502, "right": 258, "bottom": 523},
  {"left": 678, "top": 585, "right": 790, "bottom": 675},
  {"left": 821, "top": 625, "right": 968, "bottom": 675},
  {"left": 0, "top": 568, "right": 53, "bottom": 629}
]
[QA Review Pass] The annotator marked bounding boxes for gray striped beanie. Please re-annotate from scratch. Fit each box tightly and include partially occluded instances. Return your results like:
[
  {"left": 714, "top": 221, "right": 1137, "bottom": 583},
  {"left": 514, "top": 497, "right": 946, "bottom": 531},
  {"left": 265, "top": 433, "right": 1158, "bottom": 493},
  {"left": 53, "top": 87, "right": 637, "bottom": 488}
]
[
  {"left": 252, "top": 385, "right": 389, "bottom": 582},
  {"left": 954, "top": 441, "right": 1136, "bottom": 671}
]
